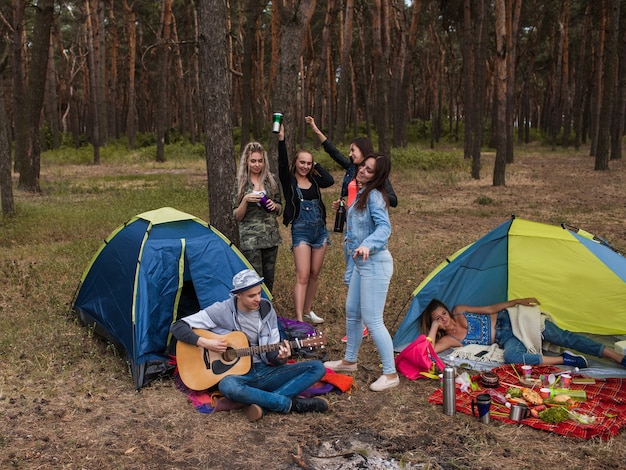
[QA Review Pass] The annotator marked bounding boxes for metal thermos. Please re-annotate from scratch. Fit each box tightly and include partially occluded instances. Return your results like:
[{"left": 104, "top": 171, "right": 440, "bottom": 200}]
[{"left": 442, "top": 367, "right": 456, "bottom": 416}]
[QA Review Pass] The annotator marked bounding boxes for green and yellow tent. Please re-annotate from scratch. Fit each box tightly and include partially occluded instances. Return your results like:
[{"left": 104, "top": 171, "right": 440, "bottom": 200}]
[{"left": 393, "top": 217, "right": 626, "bottom": 351}]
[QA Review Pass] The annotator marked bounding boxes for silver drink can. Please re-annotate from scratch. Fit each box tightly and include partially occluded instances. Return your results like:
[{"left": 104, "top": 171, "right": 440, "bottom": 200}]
[{"left": 272, "top": 112, "right": 283, "bottom": 133}]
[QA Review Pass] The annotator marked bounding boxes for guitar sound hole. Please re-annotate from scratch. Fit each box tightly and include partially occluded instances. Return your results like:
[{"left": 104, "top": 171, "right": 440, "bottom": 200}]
[{"left": 223, "top": 347, "right": 237, "bottom": 362}]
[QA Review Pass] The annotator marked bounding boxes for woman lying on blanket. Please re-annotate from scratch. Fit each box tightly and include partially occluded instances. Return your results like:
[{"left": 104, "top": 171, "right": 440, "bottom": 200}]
[{"left": 419, "top": 297, "right": 626, "bottom": 368}]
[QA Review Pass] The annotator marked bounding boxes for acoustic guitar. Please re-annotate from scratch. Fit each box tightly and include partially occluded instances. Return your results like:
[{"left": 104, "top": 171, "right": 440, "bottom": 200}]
[{"left": 176, "top": 329, "right": 326, "bottom": 391}]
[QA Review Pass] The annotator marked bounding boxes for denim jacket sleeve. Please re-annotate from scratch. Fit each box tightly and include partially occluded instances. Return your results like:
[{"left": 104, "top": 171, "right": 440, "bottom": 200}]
[{"left": 358, "top": 190, "right": 391, "bottom": 252}]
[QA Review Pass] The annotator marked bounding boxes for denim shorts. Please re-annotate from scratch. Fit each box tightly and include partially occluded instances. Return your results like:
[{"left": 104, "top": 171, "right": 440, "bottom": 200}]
[{"left": 291, "top": 222, "right": 330, "bottom": 249}]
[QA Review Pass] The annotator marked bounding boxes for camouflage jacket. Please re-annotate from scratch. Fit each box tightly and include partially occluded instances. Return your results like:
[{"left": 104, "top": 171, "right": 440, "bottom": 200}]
[{"left": 231, "top": 178, "right": 282, "bottom": 250}]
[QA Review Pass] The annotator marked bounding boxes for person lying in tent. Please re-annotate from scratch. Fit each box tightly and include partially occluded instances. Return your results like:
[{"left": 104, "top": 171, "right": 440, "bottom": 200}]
[
  {"left": 170, "top": 269, "right": 329, "bottom": 422},
  {"left": 419, "top": 297, "right": 626, "bottom": 368}
]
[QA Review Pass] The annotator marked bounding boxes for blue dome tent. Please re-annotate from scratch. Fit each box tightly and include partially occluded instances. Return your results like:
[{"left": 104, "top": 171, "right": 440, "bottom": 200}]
[{"left": 71, "top": 207, "right": 264, "bottom": 389}]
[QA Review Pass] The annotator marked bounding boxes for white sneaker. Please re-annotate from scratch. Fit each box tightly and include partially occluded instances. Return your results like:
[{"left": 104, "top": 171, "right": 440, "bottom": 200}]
[
  {"left": 369, "top": 375, "right": 400, "bottom": 392},
  {"left": 323, "top": 359, "right": 357, "bottom": 372},
  {"left": 304, "top": 311, "right": 324, "bottom": 324}
]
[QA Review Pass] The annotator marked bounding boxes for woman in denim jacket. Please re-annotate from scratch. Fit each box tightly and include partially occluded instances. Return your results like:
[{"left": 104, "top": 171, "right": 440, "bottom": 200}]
[{"left": 324, "top": 153, "right": 400, "bottom": 392}]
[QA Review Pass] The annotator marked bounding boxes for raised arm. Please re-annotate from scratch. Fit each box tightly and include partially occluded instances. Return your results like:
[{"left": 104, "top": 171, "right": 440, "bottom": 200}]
[
  {"left": 452, "top": 298, "right": 540, "bottom": 316},
  {"left": 305, "top": 115, "right": 327, "bottom": 144}
]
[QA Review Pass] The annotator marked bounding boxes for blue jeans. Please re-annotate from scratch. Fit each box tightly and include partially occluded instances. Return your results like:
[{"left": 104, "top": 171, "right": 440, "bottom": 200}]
[
  {"left": 218, "top": 360, "right": 326, "bottom": 413},
  {"left": 344, "top": 250, "right": 396, "bottom": 374},
  {"left": 494, "top": 310, "right": 605, "bottom": 365}
]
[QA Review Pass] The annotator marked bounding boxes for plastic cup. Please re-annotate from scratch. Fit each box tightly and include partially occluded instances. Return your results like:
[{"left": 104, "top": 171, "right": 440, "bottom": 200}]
[
  {"left": 540, "top": 387, "right": 551, "bottom": 399},
  {"left": 561, "top": 373, "right": 571, "bottom": 388},
  {"left": 521, "top": 365, "right": 532, "bottom": 380}
]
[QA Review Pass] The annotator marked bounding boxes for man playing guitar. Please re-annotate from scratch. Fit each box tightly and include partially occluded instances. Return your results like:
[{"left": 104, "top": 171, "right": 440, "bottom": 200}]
[{"left": 170, "top": 269, "right": 329, "bottom": 421}]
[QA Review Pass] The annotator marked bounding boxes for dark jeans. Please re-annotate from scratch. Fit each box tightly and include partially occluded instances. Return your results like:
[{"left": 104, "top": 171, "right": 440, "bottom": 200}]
[{"left": 494, "top": 310, "right": 605, "bottom": 365}]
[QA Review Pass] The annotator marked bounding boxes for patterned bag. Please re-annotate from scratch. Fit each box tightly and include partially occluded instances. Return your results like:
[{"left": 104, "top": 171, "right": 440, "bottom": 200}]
[{"left": 395, "top": 334, "right": 446, "bottom": 380}]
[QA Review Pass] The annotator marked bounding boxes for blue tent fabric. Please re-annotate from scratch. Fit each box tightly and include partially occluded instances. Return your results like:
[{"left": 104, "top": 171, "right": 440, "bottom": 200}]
[
  {"left": 393, "top": 217, "right": 626, "bottom": 352},
  {"left": 72, "top": 207, "right": 259, "bottom": 389}
]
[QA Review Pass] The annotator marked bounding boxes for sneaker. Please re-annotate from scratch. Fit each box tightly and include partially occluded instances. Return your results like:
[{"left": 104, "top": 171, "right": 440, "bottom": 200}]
[
  {"left": 341, "top": 327, "right": 369, "bottom": 343},
  {"left": 562, "top": 350, "right": 588, "bottom": 369},
  {"left": 323, "top": 359, "right": 357, "bottom": 372},
  {"left": 291, "top": 396, "right": 330, "bottom": 414},
  {"left": 369, "top": 374, "right": 400, "bottom": 392},
  {"left": 304, "top": 311, "right": 324, "bottom": 324},
  {"left": 244, "top": 404, "right": 264, "bottom": 422}
]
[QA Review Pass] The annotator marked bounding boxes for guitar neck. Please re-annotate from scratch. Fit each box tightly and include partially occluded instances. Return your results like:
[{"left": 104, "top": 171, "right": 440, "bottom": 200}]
[{"left": 234, "top": 339, "right": 303, "bottom": 358}]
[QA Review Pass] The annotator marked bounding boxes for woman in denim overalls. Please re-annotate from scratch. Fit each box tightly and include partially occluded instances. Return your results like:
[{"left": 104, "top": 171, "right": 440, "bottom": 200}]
[{"left": 277, "top": 123, "right": 334, "bottom": 323}]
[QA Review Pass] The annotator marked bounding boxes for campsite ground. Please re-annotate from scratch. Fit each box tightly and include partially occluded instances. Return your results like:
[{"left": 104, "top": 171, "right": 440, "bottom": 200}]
[{"left": 2, "top": 143, "right": 626, "bottom": 469}]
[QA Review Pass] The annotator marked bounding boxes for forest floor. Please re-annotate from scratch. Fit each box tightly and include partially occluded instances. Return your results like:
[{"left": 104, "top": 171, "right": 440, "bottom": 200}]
[{"left": 2, "top": 144, "right": 626, "bottom": 469}]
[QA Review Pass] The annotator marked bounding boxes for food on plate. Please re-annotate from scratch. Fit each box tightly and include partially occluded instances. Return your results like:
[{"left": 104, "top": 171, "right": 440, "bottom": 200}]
[{"left": 522, "top": 388, "right": 544, "bottom": 406}]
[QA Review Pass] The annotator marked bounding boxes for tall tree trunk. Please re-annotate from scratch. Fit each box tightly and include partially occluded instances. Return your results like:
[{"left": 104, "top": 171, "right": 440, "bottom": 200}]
[
  {"left": 85, "top": 0, "right": 101, "bottom": 164},
  {"left": 198, "top": 0, "right": 238, "bottom": 241},
  {"left": 17, "top": 0, "right": 54, "bottom": 191},
  {"left": 273, "top": 0, "right": 316, "bottom": 157},
  {"left": 610, "top": 2, "right": 626, "bottom": 161},
  {"left": 393, "top": 0, "right": 422, "bottom": 149},
  {"left": 122, "top": 0, "right": 137, "bottom": 149},
  {"left": 590, "top": 0, "right": 606, "bottom": 158},
  {"left": 504, "top": 0, "right": 521, "bottom": 164},
  {"left": 107, "top": 0, "right": 120, "bottom": 140},
  {"left": 572, "top": 2, "right": 592, "bottom": 151},
  {"left": 93, "top": 0, "right": 108, "bottom": 145},
  {"left": 240, "top": 1, "right": 267, "bottom": 147},
  {"left": 336, "top": 0, "right": 354, "bottom": 143},
  {"left": 156, "top": 0, "right": 173, "bottom": 162},
  {"left": 493, "top": 0, "right": 508, "bottom": 186},
  {"left": 0, "top": 47, "right": 15, "bottom": 218},
  {"left": 595, "top": 0, "right": 619, "bottom": 170},
  {"left": 45, "top": 33, "right": 61, "bottom": 149},
  {"left": 462, "top": 0, "right": 474, "bottom": 161},
  {"left": 12, "top": 0, "right": 27, "bottom": 174},
  {"left": 561, "top": 0, "right": 572, "bottom": 149},
  {"left": 371, "top": 0, "right": 390, "bottom": 157}
]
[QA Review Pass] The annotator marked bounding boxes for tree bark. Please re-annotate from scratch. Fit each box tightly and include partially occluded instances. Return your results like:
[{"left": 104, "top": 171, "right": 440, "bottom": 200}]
[
  {"left": 493, "top": 0, "right": 508, "bottom": 186},
  {"left": 198, "top": 0, "right": 238, "bottom": 242},
  {"left": 572, "top": 2, "right": 592, "bottom": 151},
  {"left": 122, "top": 0, "right": 137, "bottom": 149},
  {"left": 239, "top": 0, "right": 268, "bottom": 147},
  {"left": 107, "top": 0, "right": 120, "bottom": 140},
  {"left": 85, "top": 0, "right": 101, "bottom": 164},
  {"left": 595, "top": 0, "right": 617, "bottom": 170},
  {"left": 17, "top": 0, "right": 54, "bottom": 191},
  {"left": 273, "top": 0, "right": 316, "bottom": 156},
  {"left": 336, "top": 0, "right": 354, "bottom": 143},
  {"left": 610, "top": 2, "right": 626, "bottom": 161},
  {"left": 370, "top": 0, "right": 390, "bottom": 156},
  {"left": 504, "top": 0, "right": 521, "bottom": 164},
  {"left": 0, "top": 46, "right": 14, "bottom": 218},
  {"left": 12, "top": 0, "right": 27, "bottom": 174},
  {"left": 155, "top": 0, "right": 173, "bottom": 162},
  {"left": 590, "top": 0, "right": 606, "bottom": 159}
]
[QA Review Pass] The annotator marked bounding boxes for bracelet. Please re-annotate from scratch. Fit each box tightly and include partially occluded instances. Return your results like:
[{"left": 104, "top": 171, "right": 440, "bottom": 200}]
[{"left": 426, "top": 336, "right": 434, "bottom": 345}]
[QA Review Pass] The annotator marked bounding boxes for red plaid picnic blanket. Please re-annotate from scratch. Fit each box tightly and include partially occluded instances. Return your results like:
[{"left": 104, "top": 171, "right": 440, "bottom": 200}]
[{"left": 428, "top": 364, "right": 626, "bottom": 440}]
